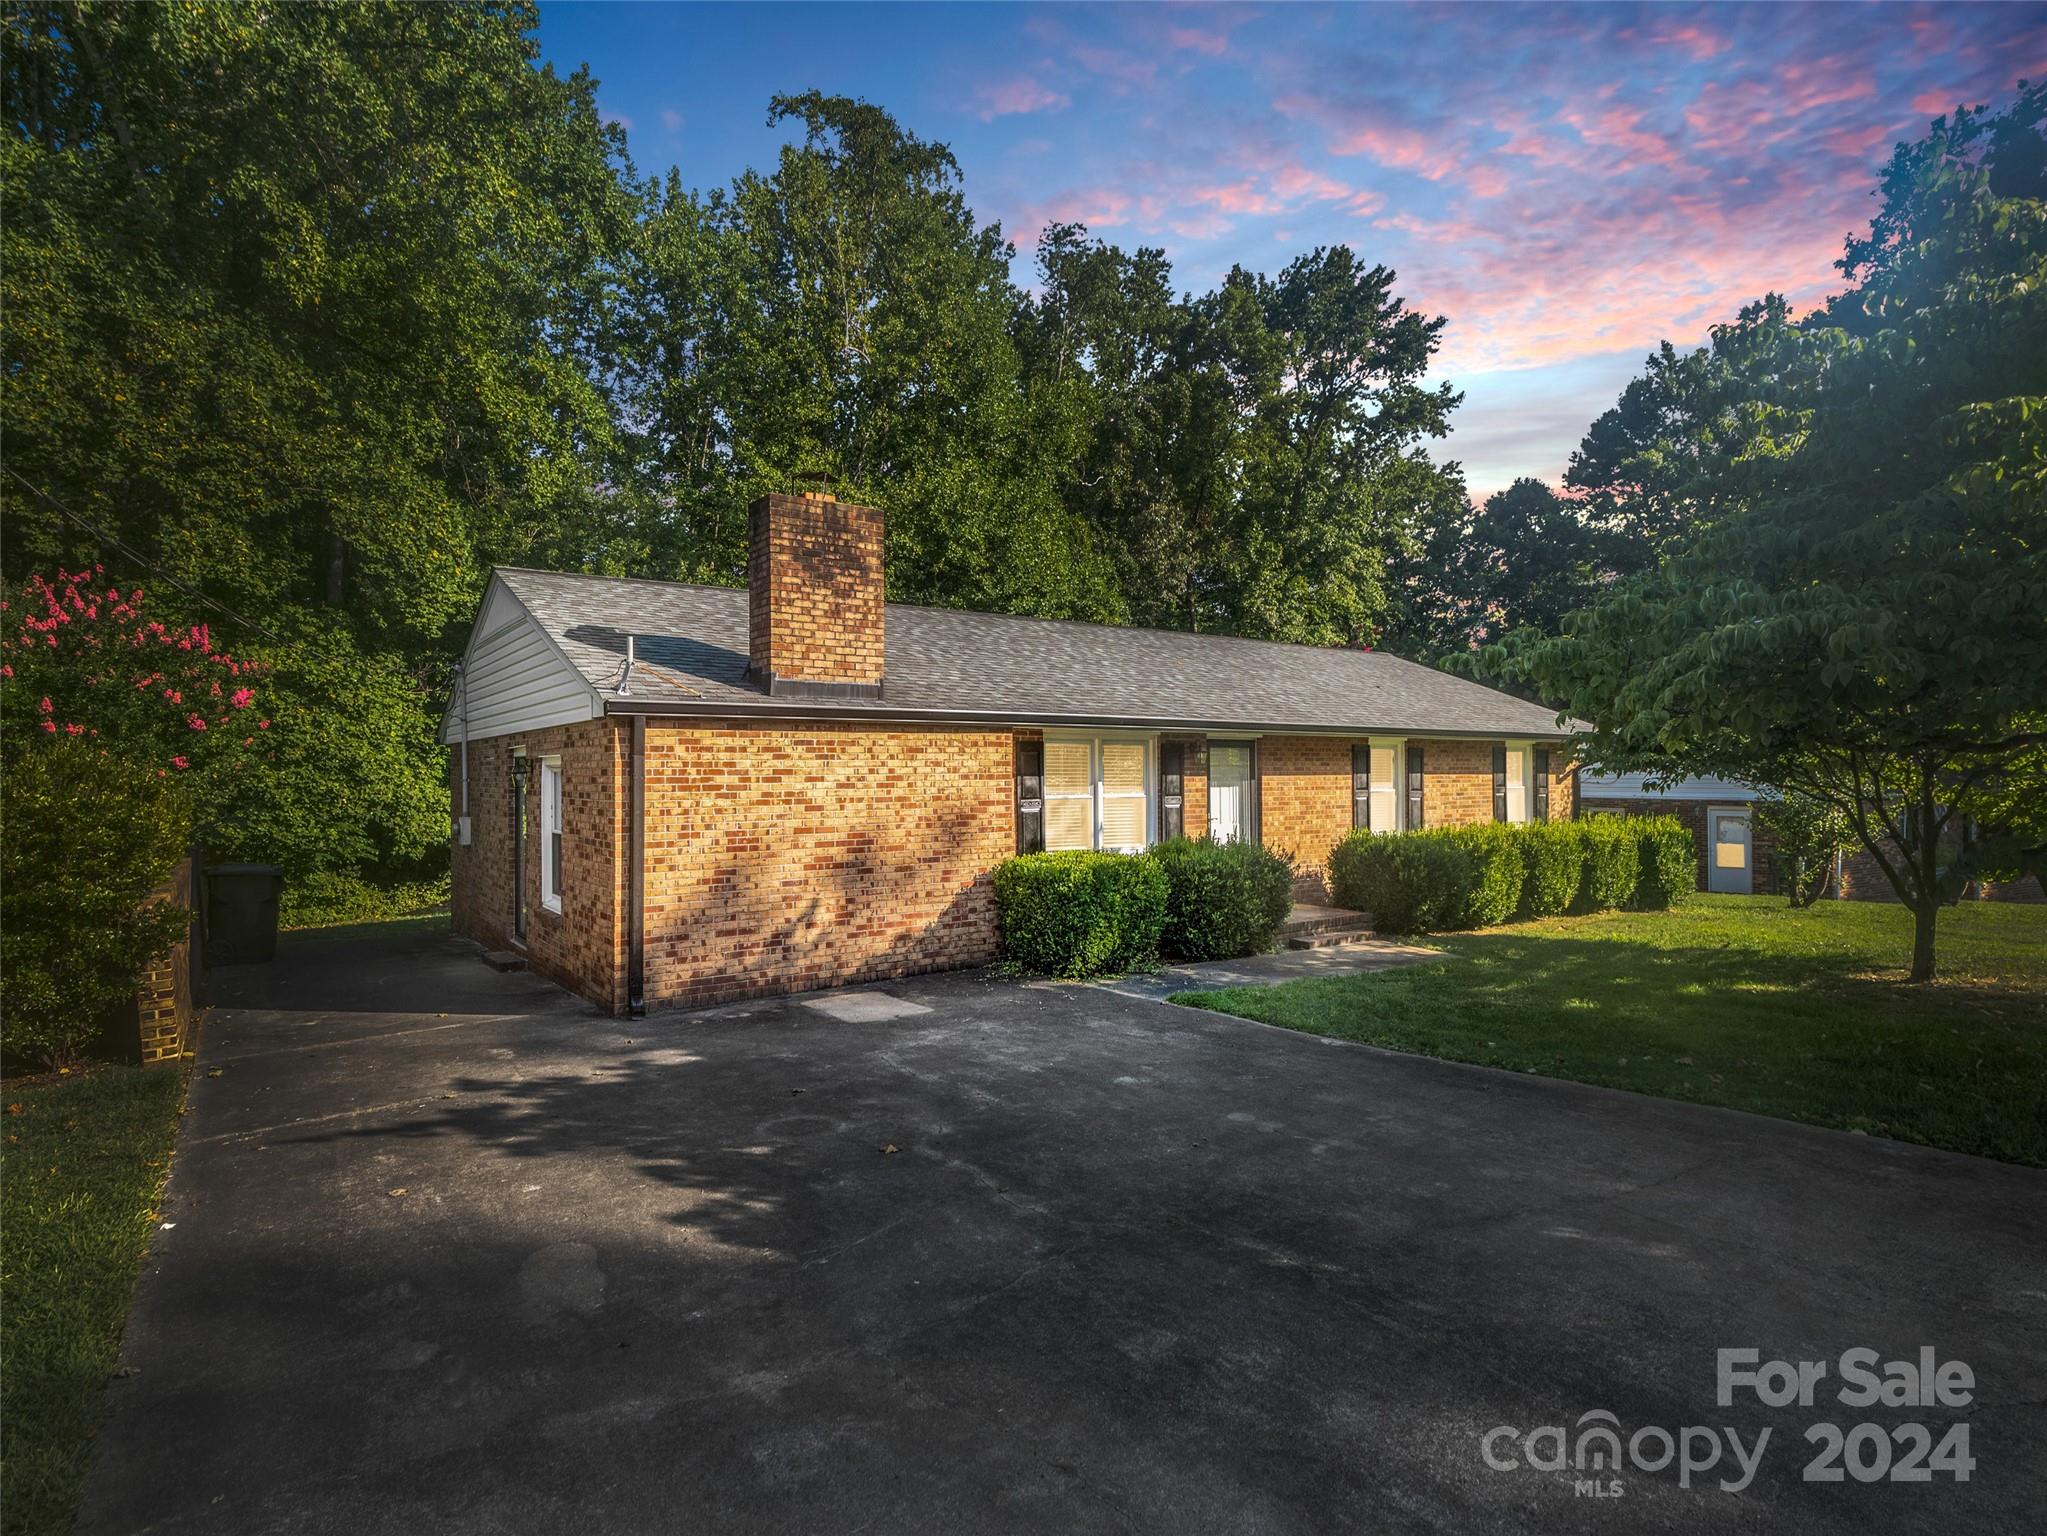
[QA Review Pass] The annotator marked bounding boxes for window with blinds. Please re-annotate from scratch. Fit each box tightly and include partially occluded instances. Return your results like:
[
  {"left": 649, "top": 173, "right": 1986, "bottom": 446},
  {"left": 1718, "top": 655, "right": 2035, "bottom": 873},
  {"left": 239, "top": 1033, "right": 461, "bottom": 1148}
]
[
  {"left": 1369, "top": 743, "right": 1400, "bottom": 833},
  {"left": 1040, "top": 736, "right": 1152, "bottom": 853},
  {"left": 1099, "top": 742, "right": 1147, "bottom": 852},
  {"left": 1043, "top": 740, "right": 1095, "bottom": 852}
]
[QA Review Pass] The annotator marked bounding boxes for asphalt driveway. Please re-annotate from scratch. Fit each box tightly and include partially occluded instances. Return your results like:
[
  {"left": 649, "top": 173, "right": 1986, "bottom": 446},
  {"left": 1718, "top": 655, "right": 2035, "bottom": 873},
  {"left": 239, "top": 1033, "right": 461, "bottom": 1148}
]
[{"left": 83, "top": 919, "right": 2047, "bottom": 1534}]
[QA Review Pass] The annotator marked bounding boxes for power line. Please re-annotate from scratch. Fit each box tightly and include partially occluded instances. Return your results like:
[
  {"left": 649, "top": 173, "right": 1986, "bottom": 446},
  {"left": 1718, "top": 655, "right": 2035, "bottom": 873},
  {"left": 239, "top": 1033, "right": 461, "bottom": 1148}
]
[{"left": 1, "top": 464, "right": 286, "bottom": 644}]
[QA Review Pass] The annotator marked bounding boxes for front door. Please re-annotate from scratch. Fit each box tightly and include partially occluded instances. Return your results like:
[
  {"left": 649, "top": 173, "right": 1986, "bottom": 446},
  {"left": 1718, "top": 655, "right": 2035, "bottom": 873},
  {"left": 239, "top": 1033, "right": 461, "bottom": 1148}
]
[
  {"left": 1208, "top": 742, "right": 1256, "bottom": 844},
  {"left": 1707, "top": 808, "right": 1752, "bottom": 894}
]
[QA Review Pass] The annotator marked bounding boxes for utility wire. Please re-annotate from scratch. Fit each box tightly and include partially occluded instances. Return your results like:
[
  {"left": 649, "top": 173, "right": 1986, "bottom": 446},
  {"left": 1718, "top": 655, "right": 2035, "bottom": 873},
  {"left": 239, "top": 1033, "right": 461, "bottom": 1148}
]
[{"left": 2, "top": 464, "right": 287, "bottom": 644}]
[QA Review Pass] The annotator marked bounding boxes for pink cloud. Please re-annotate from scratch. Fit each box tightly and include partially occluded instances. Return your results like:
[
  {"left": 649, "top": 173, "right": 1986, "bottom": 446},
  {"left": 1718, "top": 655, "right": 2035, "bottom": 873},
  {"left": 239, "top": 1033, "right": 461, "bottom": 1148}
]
[
  {"left": 1647, "top": 22, "right": 1728, "bottom": 62},
  {"left": 1276, "top": 91, "right": 1511, "bottom": 197},
  {"left": 975, "top": 76, "right": 1070, "bottom": 122},
  {"left": 1167, "top": 26, "right": 1229, "bottom": 56},
  {"left": 1822, "top": 118, "right": 1904, "bottom": 161},
  {"left": 1558, "top": 103, "right": 1688, "bottom": 175},
  {"left": 1070, "top": 44, "right": 1158, "bottom": 90}
]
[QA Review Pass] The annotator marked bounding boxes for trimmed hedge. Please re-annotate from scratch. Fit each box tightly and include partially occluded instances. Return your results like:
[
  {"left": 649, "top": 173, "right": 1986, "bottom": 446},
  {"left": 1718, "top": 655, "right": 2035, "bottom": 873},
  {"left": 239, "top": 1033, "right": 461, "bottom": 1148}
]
[
  {"left": 993, "top": 850, "right": 1168, "bottom": 978},
  {"left": 1329, "top": 816, "right": 1684, "bottom": 935},
  {"left": 1631, "top": 816, "right": 1698, "bottom": 909},
  {"left": 1574, "top": 816, "right": 1641, "bottom": 912},
  {"left": 1518, "top": 821, "right": 1584, "bottom": 917},
  {"left": 1330, "top": 829, "right": 1471, "bottom": 933},
  {"left": 1154, "top": 837, "right": 1296, "bottom": 961},
  {"left": 1457, "top": 824, "right": 1527, "bottom": 928}
]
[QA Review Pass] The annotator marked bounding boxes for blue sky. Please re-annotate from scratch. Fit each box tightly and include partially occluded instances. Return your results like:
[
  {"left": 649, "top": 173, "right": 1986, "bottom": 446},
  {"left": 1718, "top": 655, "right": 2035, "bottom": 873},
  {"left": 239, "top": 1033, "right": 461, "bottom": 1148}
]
[{"left": 538, "top": 1, "right": 2046, "bottom": 498}]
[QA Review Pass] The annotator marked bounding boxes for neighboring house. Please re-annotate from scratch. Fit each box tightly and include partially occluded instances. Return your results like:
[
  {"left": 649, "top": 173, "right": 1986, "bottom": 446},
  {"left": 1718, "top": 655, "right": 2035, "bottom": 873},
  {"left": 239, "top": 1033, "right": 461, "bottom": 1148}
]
[
  {"left": 1580, "top": 773, "right": 2045, "bottom": 904},
  {"left": 1579, "top": 771, "right": 1776, "bottom": 896},
  {"left": 443, "top": 491, "right": 1579, "bottom": 1014}
]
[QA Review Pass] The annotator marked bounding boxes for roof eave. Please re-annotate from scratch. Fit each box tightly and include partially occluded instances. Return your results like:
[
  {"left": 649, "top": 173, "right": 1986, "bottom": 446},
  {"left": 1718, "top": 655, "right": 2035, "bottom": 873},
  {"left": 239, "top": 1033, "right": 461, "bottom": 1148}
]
[{"left": 600, "top": 696, "right": 1576, "bottom": 741}]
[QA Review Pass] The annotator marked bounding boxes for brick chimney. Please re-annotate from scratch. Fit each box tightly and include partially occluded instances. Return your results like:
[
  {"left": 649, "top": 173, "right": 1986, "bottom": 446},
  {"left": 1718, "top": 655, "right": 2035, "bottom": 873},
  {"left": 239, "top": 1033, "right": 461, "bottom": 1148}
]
[{"left": 746, "top": 490, "right": 885, "bottom": 699}]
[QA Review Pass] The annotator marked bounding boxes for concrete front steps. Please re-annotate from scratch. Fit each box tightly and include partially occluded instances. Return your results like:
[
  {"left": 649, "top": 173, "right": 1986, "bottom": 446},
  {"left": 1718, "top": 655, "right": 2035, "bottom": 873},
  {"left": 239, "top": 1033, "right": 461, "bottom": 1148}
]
[{"left": 1280, "top": 902, "right": 1377, "bottom": 950}]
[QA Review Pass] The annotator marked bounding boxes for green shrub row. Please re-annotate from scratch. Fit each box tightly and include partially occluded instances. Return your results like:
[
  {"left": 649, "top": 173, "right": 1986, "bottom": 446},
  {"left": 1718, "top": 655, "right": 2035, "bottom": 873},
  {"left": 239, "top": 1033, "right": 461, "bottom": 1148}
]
[
  {"left": 1327, "top": 816, "right": 1698, "bottom": 935},
  {"left": 995, "top": 837, "right": 1296, "bottom": 977}
]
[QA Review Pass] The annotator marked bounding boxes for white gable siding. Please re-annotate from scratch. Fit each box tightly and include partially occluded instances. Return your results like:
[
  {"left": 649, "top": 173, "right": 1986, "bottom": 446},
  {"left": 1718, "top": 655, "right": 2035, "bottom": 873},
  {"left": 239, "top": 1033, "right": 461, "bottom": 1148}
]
[
  {"left": 441, "top": 577, "right": 602, "bottom": 745},
  {"left": 1582, "top": 770, "right": 1765, "bottom": 802}
]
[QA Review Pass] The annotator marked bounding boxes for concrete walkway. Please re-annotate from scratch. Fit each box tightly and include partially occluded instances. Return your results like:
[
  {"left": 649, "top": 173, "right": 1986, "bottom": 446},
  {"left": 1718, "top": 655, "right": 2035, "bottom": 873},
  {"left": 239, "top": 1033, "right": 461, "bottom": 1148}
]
[
  {"left": 1091, "top": 936, "right": 1443, "bottom": 1002},
  {"left": 80, "top": 918, "right": 2047, "bottom": 1535}
]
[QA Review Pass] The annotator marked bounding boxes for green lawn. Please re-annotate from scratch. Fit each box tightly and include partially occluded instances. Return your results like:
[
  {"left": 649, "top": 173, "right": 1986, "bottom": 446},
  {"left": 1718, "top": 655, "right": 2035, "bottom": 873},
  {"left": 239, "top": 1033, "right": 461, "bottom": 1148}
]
[
  {"left": 1, "top": 1065, "right": 187, "bottom": 1536},
  {"left": 1174, "top": 895, "right": 2047, "bottom": 1165}
]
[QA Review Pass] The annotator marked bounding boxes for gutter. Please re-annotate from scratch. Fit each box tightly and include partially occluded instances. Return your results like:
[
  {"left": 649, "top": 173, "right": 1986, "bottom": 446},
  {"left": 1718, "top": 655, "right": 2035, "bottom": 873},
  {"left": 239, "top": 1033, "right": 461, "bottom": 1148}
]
[{"left": 601, "top": 697, "right": 1577, "bottom": 743}]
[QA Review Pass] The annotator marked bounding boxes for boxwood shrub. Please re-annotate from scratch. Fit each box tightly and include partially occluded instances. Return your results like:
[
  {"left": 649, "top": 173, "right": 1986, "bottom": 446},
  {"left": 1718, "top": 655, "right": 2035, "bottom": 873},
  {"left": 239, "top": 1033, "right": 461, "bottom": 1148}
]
[
  {"left": 1631, "top": 815, "right": 1698, "bottom": 909},
  {"left": 1329, "top": 829, "right": 1473, "bottom": 934},
  {"left": 1574, "top": 816, "right": 1642, "bottom": 912},
  {"left": 1517, "top": 821, "right": 1584, "bottom": 918},
  {"left": 1153, "top": 836, "right": 1296, "bottom": 961},
  {"left": 1452, "top": 824, "right": 1527, "bottom": 928},
  {"left": 993, "top": 850, "right": 1168, "bottom": 978}
]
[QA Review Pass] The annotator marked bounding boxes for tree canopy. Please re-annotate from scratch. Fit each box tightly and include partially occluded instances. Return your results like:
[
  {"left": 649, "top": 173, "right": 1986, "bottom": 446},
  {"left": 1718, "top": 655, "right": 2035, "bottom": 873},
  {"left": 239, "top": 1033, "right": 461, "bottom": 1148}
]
[
  {"left": 3, "top": 5, "right": 1469, "bottom": 895},
  {"left": 1475, "top": 82, "right": 2047, "bottom": 978}
]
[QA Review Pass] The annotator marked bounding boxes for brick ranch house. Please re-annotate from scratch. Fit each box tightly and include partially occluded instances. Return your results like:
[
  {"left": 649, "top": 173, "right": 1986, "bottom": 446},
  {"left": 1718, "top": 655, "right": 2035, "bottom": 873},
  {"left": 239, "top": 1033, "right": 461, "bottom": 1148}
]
[{"left": 444, "top": 491, "right": 1579, "bottom": 1015}]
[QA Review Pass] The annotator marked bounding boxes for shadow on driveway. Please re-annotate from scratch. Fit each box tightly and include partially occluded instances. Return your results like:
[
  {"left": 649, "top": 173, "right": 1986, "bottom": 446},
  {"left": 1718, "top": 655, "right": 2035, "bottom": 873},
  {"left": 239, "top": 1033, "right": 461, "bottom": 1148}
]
[{"left": 80, "top": 922, "right": 2047, "bottom": 1534}]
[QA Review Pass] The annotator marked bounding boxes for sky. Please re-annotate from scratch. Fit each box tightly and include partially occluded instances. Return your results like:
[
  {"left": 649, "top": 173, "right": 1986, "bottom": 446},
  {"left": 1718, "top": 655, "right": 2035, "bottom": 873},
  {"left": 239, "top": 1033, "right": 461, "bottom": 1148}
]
[{"left": 538, "top": 1, "right": 2047, "bottom": 500}]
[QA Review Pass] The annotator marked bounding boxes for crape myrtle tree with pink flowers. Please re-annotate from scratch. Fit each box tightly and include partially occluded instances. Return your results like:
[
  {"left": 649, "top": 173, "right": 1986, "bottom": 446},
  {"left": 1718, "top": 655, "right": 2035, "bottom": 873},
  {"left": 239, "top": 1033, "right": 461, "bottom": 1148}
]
[{"left": 0, "top": 569, "right": 279, "bottom": 1065}]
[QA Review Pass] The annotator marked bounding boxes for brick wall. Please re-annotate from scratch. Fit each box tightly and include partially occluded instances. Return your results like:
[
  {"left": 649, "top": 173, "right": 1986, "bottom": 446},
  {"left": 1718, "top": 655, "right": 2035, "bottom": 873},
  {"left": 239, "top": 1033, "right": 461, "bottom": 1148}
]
[
  {"left": 138, "top": 856, "right": 195, "bottom": 1064},
  {"left": 1415, "top": 738, "right": 1494, "bottom": 828},
  {"left": 89, "top": 855, "right": 196, "bottom": 1066},
  {"left": 640, "top": 720, "right": 1014, "bottom": 1009},
  {"left": 450, "top": 719, "right": 627, "bottom": 1009},
  {"left": 748, "top": 493, "right": 885, "bottom": 691},
  {"left": 1258, "top": 736, "right": 1358, "bottom": 896},
  {"left": 1542, "top": 753, "right": 1579, "bottom": 823},
  {"left": 1838, "top": 844, "right": 2044, "bottom": 903}
]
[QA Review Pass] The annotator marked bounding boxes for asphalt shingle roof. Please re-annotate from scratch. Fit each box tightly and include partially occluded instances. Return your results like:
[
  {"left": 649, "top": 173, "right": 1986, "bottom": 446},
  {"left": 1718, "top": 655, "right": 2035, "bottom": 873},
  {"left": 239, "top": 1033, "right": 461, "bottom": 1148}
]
[{"left": 495, "top": 566, "right": 1575, "bottom": 739}]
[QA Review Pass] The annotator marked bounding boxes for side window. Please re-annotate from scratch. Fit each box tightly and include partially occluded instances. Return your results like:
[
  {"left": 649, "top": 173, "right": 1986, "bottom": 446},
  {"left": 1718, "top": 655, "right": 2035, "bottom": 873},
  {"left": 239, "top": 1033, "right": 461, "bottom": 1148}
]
[
  {"left": 1405, "top": 745, "right": 1425, "bottom": 830},
  {"left": 539, "top": 757, "right": 564, "bottom": 912}
]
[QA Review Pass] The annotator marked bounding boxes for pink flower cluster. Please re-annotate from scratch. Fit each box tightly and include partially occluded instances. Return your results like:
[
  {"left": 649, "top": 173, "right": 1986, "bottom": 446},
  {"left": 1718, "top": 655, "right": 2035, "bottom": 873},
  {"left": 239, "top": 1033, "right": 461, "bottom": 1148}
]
[{"left": 1, "top": 566, "right": 275, "bottom": 771}]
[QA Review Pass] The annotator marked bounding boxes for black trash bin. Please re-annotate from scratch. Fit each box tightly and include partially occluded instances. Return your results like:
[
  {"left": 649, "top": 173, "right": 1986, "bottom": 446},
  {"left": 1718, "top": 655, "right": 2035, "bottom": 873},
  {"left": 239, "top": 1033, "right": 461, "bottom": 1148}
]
[{"left": 205, "top": 864, "right": 284, "bottom": 965}]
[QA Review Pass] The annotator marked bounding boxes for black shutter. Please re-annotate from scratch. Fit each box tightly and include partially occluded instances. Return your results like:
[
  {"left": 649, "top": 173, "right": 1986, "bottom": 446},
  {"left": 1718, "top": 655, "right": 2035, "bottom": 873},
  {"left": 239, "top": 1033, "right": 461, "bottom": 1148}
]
[
  {"left": 1405, "top": 744, "right": 1425, "bottom": 830},
  {"left": 1160, "top": 741, "right": 1185, "bottom": 841},
  {"left": 1247, "top": 741, "right": 1262, "bottom": 845},
  {"left": 1352, "top": 743, "right": 1371, "bottom": 830},
  {"left": 1016, "top": 739, "right": 1044, "bottom": 854},
  {"left": 1534, "top": 749, "right": 1551, "bottom": 822},
  {"left": 1492, "top": 744, "right": 1508, "bottom": 822}
]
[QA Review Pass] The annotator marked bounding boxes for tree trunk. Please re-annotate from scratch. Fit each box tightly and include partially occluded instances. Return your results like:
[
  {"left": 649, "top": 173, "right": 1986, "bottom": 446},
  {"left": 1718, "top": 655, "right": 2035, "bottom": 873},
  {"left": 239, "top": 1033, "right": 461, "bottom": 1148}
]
[{"left": 1909, "top": 898, "right": 1938, "bottom": 983}]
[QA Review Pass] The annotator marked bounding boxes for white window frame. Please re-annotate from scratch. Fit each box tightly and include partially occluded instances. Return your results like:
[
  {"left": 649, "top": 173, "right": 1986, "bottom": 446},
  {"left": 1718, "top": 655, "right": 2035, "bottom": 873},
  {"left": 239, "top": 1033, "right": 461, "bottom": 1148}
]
[
  {"left": 539, "top": 755, "right": 564, "bottom": 914},
  {"left": 1043, "top": 733, "right": 1155, "bottom": 853},
  {"left": 1505, "top": 740, "right": 1533, "bottom": 824},
  {"left": 1368, "top": 738, "right": 1404, "bottom": 833}
]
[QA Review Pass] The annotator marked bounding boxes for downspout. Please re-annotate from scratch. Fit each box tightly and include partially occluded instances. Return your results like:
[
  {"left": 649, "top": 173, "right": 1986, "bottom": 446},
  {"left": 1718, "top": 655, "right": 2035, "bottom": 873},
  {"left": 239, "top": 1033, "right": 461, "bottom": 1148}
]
[
  {"left": 455, "top": 659, "right": 469, "bottom": 823},
  {"left": 628, "top": 713, "right": 646, "bottom": 1017}
]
